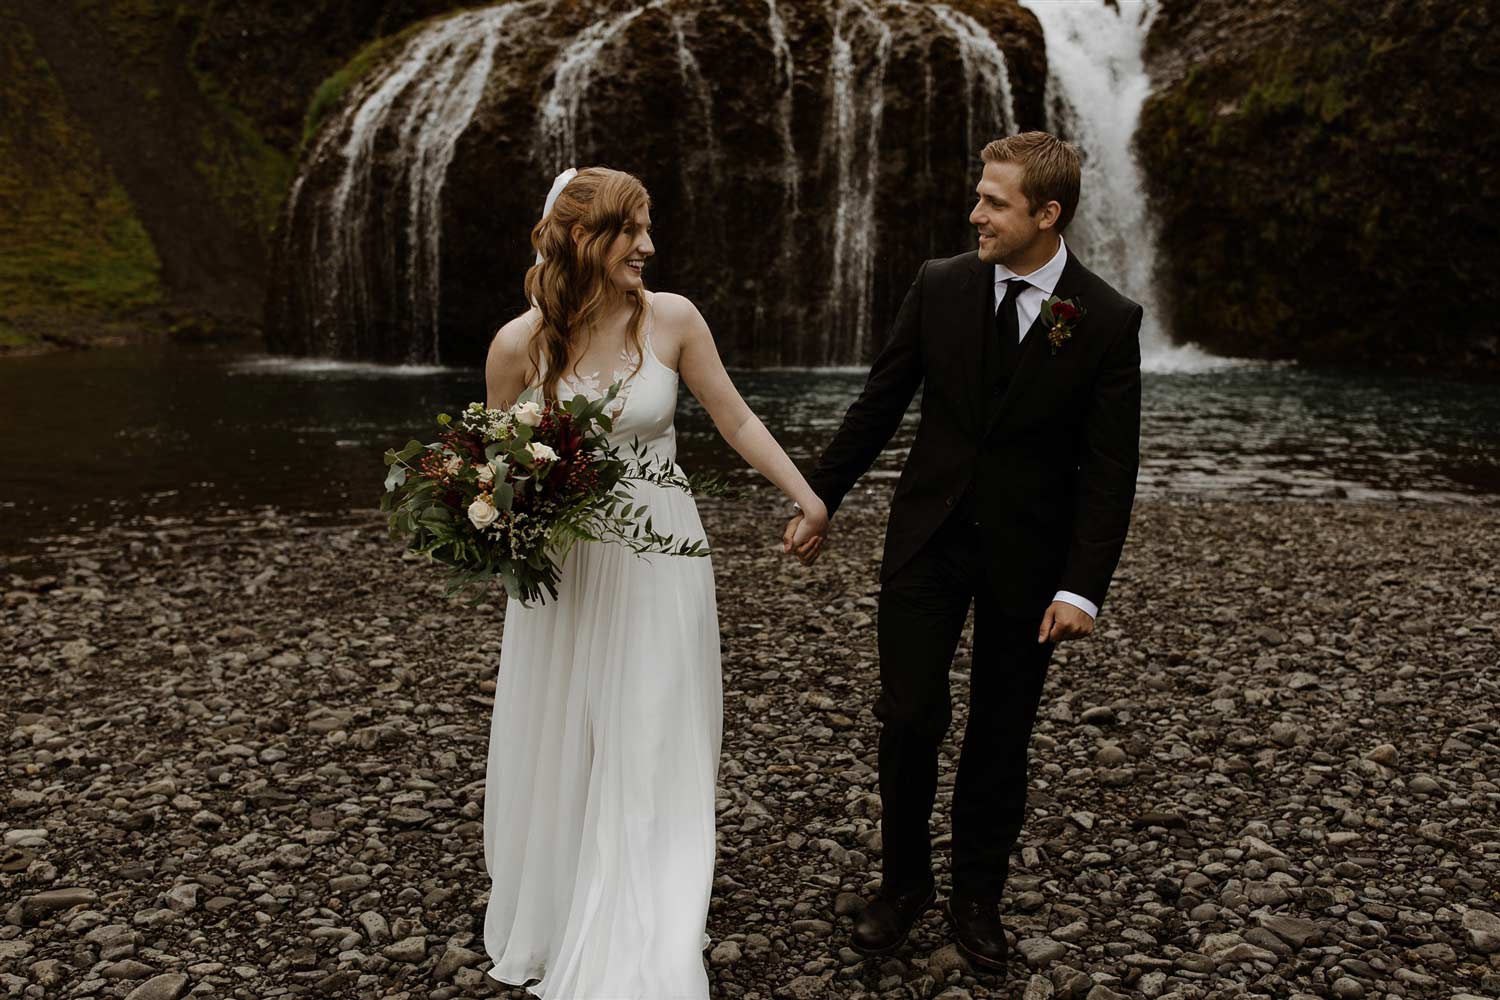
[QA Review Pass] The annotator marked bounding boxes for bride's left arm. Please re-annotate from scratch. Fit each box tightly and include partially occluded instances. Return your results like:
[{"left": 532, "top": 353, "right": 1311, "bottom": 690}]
[{"left": 668, "top": 294, "right": 827, "bottom": 528}]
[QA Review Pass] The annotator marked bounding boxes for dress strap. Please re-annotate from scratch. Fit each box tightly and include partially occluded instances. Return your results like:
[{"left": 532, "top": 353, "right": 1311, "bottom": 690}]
[{"left": 641, "top": 291, "right": 672, "bottom": 373}]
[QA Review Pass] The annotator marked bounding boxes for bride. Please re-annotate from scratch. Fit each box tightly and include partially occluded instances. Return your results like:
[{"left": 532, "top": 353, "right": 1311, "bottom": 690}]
[{"left": 480, "top": 165, "right": 827, "bottom": 998}]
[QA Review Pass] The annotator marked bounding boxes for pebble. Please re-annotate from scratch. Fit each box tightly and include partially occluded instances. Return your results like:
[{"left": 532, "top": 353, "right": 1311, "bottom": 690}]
[
  {"left": 122, "top": 974, "right": 189, "bottom": 1000},
  {"left": 710, "top": 940, "right": 742, "bottom": 967},
  {"left": 3, "top": 497, "right": 1496, "bottom": 1000}
]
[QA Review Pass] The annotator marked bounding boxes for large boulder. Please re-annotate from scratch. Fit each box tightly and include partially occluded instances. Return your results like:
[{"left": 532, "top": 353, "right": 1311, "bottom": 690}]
[{"left": 1138, "top": 0, "right": 1500, "bottom": 371}]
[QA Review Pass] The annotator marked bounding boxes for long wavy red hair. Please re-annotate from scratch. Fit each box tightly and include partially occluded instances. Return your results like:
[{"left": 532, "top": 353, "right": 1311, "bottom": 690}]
[{"left": 523, "top": 167, "right": 651, "bottom": 401}]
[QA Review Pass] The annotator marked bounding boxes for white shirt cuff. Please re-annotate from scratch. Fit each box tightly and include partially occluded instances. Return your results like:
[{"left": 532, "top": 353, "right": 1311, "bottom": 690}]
[{"left": 1053, "top": 591, "right": 1098, "bottom": 620}]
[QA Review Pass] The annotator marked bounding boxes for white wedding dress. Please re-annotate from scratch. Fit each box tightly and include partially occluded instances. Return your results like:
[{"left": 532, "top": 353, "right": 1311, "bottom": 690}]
[{"left": 483, "top": 294, "right": 722, "bottom": 999}]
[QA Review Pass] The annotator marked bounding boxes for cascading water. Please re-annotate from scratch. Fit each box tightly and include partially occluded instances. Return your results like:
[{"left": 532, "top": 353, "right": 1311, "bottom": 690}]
[
  {"left": 1018, "top": 0, "right": 1219, "bottom": 372},
  {"left": 537, "top": 3, "right": 661, "bottom": 170},
  {"left": 927, "top": 3, "right": 1018, "bottom": 160},
  {"left": 826, "top": 0, "right": 893, "bottom": 366},
  {"left": 765, "top": 0, "right": 800, "bottom": 214},
  {"left": 668, "top": 8, "right": 719, "bottom": 216},
  {"left": 273, "top": 0, "right": 1036, "bottom": 366},
  {"left": 284, "top": 4, "right": 519, "bottom": 363}
]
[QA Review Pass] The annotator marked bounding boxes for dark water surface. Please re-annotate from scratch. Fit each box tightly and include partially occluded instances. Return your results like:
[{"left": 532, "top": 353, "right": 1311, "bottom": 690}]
[{"left": 3, "top": 340, "right": 1497, "bottom": 556}]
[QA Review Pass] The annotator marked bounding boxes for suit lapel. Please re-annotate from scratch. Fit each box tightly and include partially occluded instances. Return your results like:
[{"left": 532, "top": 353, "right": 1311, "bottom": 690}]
[
  {"left": 984, "top": 251, "right": 1088, "bottom": 439},
  {"left": 956, "top": 252, "right": 993, "bottom": 432}
]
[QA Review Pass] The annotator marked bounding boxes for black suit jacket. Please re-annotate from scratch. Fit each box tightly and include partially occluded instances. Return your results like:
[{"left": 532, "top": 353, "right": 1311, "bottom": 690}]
[{"left": 808, "top": 247, "right": 1143, "bottom": 615}]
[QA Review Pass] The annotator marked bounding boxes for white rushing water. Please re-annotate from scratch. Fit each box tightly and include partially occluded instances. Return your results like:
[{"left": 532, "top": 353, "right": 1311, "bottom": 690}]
[
  {"left": 826, "top": 0, "right": 893, "bottom": 365},
  {"left": 669, "top": 7, "right": 719, "bottom": 215},
  {"left": 296, "top": 0, "right": 1212, "bottom": 370},
  {"left": 537, "top": 2, "right": 663, "bottom": 170},
  {"left": 823, "top": 0, "right": 1023, "bottom": 363},
  {"left": 765, "top": 0, "right": 800, "bottom": 214},
  {"left": 927, "top": 3, "right": 1018, "bottom": 158},
  {"left": 1018, "top": 0, "right": 1225, "bottom": 372},
  {"left": 297, "top": 5, "right": 519, "bottom": 362}
]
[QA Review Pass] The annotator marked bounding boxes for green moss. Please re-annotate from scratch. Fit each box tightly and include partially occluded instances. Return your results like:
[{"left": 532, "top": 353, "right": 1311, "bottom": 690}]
[
  {"left": 0, "top": 15, "right": 162, "bottom": 328},
  {"left": 191, "top": 75, "right": 294, "bottom": 234},
  {"left": 0, "top": 320, "right": 36, "bottom": 348},
  {"left": 1141, "top": 0, "right": 1500, "bottom": 369},
  {"left": 302, "top": 33, "right": 406, "bottom": 148}
]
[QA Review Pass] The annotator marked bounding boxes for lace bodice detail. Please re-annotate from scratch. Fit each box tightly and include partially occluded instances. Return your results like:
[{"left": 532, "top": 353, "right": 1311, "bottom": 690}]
[
  {"left": 530, "top": 297, "right": 679, "bottom": 462},
  {"left": 558, "top": 345, "right": 643, "bottom": 420}
]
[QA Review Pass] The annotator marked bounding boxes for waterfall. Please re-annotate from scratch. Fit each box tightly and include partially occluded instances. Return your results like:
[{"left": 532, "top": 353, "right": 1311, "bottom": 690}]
[
  {"left": 927, "top": 4, "right": 1018, "bottom": 158},
  {"left": 278, "top": 0, "right": 1038, "bottom": 367},
  {"left": 400, "top": 19, "right": 504, "bottom": 362},
  {"left": 765, "top": 0, "right": 800, "bottom": 213},
  {"left": 826, "top": 0, "right": 892, "bottom": 366},
  {"left": 537, "top": 3, "right": 661, "bottom": 170},
  {"left": 1017, "top": 0, "right": 1219, "bottom": 372},
  {"left": 289, "top": 5, "right": 517, "bottom": 362},
  {"left": 669, "top": 7, "right": 719, "bottom": 211}
]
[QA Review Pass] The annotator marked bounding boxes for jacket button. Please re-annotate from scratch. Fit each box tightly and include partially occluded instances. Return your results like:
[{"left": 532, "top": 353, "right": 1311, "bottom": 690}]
[{"left": 944, "top": 496, "right": 954, "bottom": 507}]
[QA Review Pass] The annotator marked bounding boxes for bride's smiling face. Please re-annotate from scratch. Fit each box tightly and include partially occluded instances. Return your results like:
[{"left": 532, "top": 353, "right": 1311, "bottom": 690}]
[{"left": 604, "top": 206, "right": 654, "bottom": 293}]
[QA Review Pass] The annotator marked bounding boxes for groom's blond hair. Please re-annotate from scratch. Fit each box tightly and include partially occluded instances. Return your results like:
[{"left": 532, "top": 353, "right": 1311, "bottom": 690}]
[{"left": 981, "top": 132, "right": 1081, "bottom": 231}]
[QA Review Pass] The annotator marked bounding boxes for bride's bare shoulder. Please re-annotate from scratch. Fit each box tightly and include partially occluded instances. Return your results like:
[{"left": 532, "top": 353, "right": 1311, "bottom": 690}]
[
  {"left": 489, "top": 308, "right": 540, "bottom": 362},
  {"left": 648, "top": 291, "right": 700, "bottom": 322},
  {"left": 647, "top": 292, "right": 709, "bottom": 344}
]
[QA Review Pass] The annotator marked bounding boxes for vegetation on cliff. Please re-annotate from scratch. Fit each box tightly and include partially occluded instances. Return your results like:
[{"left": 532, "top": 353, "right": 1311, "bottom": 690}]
[
  {"left": 0, "top": 13, "right": 162, "bottom": 349},
  {"left": 0, "top": 0, "right": 445, "bottom": 353},
  {"left": 1139, "top": 0, "right": 1500, "bottom": 371}
]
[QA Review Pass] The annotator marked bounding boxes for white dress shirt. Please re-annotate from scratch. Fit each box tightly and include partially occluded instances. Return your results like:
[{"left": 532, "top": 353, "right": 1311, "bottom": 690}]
[{"left": 992, "top": 237, "right": 1099, "bottom": 622}]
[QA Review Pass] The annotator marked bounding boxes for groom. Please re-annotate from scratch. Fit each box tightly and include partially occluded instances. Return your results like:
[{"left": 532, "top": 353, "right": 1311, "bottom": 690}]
[{"left": 785, "top": 131, "right": 1142, "bottom": 970}]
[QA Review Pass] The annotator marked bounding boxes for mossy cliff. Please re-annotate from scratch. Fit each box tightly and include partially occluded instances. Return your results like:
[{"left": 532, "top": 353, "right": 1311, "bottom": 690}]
[
  {"left": 0, "top": 0, "right": 451, "bottom": 353},
  {"left": 1139, "top": 0, "right": 1500, "bottom": 372},
  {"left": 0, "top": 11, "right": 161, "bottom": 350}
]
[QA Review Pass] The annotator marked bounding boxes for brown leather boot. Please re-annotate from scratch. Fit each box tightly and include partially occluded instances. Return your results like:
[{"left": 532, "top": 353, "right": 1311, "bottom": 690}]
[
  {"left": 945, "top": 891, "right": 1009, "bottom": 971},
  {"left": 850, "top": 881, "right": 937, "bottom": 956}
]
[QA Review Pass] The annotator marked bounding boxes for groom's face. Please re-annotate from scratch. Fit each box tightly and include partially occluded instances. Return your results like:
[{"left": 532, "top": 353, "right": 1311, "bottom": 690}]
[{"left": 971, "top": 160, "right": 1047, "bottom": 265}]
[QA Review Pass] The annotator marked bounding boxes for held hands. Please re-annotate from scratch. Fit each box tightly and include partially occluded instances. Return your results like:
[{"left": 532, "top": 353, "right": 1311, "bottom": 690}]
[
  {"left": 782, "top": 499, "right": 830, "bottom": 566},
  {"left": 1038, "top": 600, "right": 1093, "bottom": 644}
]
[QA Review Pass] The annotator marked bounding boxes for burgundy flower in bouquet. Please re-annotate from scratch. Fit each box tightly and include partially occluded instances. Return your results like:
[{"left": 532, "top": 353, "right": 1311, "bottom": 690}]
[{"left": 380, "top": 382, "right": 721, "bottom": 606}]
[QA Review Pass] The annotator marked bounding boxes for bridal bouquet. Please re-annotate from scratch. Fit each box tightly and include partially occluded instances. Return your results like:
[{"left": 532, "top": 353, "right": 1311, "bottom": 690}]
[{"left": 381, "top": 383, "right": 715, "bottom": 606}]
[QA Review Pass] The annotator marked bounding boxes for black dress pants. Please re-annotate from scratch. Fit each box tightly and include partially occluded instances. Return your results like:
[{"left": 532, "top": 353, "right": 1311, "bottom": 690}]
[{"left": 873, "top": 505, "right": 1055, "bottom": 901}]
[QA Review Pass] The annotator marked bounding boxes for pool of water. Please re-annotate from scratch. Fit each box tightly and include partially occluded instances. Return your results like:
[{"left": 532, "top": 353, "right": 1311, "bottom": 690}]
[{"left": 2, "top": 339, "right": 1497, "bottom": 555}]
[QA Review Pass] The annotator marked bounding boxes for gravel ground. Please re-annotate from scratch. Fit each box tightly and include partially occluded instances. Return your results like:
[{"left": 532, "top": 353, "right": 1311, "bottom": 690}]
[{"left": 3, "top": 494, "right": 1499, "bottom": 1000}]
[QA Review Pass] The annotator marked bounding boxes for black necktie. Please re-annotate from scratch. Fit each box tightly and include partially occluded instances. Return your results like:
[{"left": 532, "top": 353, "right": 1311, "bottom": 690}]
[{"left": 995, "top": 277, "right": 1028, "bottom": 347}]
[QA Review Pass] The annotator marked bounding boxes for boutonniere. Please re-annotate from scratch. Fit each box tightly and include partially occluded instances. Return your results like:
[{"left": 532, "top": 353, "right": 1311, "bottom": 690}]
[{"left": 1041, "top": 295, "right": 1085, "bottom": 355}]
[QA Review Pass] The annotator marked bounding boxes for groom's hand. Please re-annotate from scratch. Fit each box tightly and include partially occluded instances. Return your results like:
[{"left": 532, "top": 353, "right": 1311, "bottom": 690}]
[{"left": 1039, "top": 601, "right": 1093, "bottom": 644}]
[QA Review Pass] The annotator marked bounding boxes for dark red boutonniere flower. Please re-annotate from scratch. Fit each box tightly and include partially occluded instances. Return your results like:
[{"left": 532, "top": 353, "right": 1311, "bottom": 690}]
[{"left": 1041, "top": 295, "right": 1086, "bottom": 355}]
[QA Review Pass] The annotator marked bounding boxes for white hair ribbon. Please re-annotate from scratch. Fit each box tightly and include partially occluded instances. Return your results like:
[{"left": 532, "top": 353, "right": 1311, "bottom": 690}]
[{"left": 535, "top": 167, "right": 579, "bottom": 266}]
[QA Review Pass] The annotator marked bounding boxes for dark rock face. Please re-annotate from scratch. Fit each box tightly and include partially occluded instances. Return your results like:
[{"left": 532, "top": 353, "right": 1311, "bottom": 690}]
[
  {"left": 8, "top": 0, "right": 277, "bottom": 324},
  {"left": 1139, "top": 0, "right": 1500, "bottom": 372},
  {"left": 267, "top": 0, "right": 1046, "bottom": 368},
  {"left": 186, "top": 0, "right": 463, "bottom": 152}
]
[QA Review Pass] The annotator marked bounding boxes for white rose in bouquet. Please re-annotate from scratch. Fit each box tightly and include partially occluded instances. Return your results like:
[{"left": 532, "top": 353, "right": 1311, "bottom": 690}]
[
  {"left": 526, "top": 442, "right": 559, "bottom": 464},
  {"left": 467, "top": 496, "right": 500, "bottom": 529},
  {"left": 475, "top": 463, "right": 495, "bottom": 483},
  {"left": 512, "top": 400, "right": 544, "bottom": 427}
]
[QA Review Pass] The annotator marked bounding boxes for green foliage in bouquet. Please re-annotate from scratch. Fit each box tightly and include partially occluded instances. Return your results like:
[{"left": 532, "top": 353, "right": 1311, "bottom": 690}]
[{"left": 381, "top": 382, "right": 728, "bottom": 607}]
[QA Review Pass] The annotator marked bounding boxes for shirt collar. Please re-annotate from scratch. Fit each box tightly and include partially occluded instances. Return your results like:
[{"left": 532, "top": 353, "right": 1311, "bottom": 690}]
[{"left": 994, "top": 236, "right": 1067, "bottom": 296}]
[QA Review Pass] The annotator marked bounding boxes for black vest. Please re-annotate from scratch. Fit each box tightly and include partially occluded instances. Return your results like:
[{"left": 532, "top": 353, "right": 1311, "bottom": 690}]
[{"left": 955, "top": 281, "right": 1026, "bottom": 524}]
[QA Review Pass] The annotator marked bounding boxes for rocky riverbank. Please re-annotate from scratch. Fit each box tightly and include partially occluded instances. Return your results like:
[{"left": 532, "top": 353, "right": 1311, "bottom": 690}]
[{"left": 3, "top": 495, "right": 1499, "bottom": 999}]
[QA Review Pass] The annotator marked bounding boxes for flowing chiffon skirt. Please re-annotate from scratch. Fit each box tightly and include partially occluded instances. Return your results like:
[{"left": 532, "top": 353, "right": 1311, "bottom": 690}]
[{"left": 482, "top": 473, "right": 722, "bottom": 999}]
